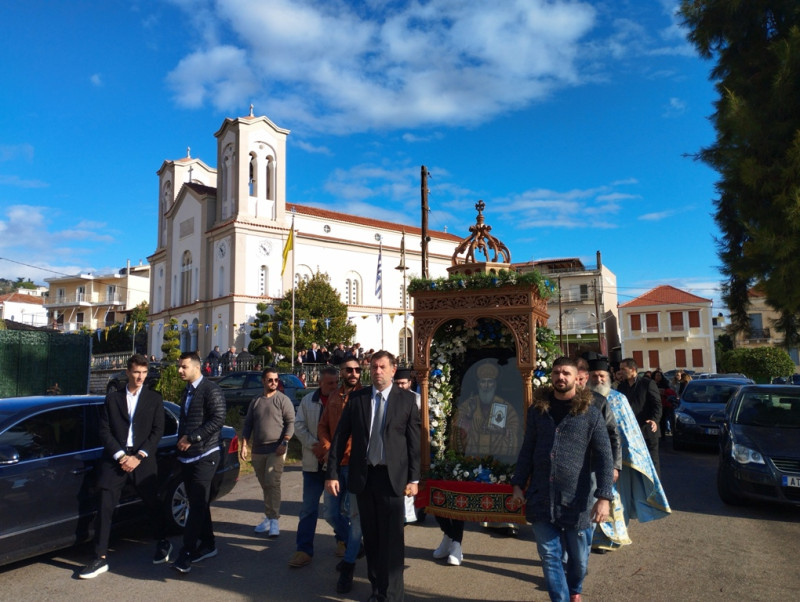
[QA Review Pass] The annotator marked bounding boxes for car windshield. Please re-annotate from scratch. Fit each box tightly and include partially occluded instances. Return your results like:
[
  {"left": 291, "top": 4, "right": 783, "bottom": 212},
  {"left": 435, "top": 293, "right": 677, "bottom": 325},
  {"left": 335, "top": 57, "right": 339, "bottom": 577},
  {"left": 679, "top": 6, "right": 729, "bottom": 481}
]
[
  {"left": 734, "top": 393, "right": 800, "bottom": 428},
  {"left": 682, "top": 383, "right": 741, "bottom": 404},
  {"left": 217, "top": 374, "right": 247, "bottom": 389}
]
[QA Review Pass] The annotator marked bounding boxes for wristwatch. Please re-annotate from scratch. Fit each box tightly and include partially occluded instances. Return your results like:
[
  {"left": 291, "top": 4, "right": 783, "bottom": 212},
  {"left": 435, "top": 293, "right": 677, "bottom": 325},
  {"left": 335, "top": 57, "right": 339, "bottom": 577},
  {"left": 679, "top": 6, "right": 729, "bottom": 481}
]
[{"left": 136, "top": 451, "right": 146, "bottom": 461}]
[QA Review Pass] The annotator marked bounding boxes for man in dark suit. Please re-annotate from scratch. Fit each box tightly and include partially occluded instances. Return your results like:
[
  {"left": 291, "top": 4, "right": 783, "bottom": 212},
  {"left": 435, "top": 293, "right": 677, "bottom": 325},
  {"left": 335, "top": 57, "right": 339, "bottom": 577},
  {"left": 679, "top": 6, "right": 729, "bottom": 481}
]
[
  {"left": 616, "top": 357, "right": 663, "bottom": 475},
  {"left": 305, "top": 342, "right": 322, "bottom": 364},
  {"left": 79, "top": 354, "right": 167, "bottom": 579},
  {"left": 172, "top": 351, "right": 227, "bottom": 574},
  {"left": 325, "top": 350, "right": 421, "bottom": 602}
]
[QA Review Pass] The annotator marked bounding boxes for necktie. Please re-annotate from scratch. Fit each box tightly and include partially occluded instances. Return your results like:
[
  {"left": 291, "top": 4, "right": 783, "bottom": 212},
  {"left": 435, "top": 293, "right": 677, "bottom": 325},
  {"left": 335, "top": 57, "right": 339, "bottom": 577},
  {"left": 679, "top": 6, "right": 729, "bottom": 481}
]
[
  {"left": 368, "top": 392, "right": 386, "bottom": 466},
  {"left": 185, "top": 384, "right": 195, "bottom": 412}
]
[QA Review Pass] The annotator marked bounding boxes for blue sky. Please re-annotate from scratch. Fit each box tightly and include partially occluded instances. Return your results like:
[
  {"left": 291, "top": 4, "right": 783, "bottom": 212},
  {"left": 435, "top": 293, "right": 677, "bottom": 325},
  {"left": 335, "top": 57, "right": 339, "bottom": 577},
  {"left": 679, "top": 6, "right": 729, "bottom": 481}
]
[{"left": 0, "top": 0, "right": 724, "bottom": 311}]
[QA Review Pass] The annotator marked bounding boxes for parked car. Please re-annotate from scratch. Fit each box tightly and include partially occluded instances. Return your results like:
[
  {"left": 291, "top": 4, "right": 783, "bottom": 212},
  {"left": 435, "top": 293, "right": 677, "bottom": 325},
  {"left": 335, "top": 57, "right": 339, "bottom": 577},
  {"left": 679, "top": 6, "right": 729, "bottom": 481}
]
[
  {"left": 771, "top": 374, "right": 800, "bottom": 385},
  {"left": 0, "top": 395, "right": 240, "bottom": 567},
  {"left": 694, "top": 373, "right": 749, "bottom": 380},
  {"left": 673, "top": 377, "right": 752, "bottom": 450},
  {"left": 106, "top": 362, "right": 162, "bottom": 394},
  {"left": 213, "top": 371, "right": 310, "bottom": 410},
  {"left": 714, "top": 385, "right": 800, "bottom": 506}
]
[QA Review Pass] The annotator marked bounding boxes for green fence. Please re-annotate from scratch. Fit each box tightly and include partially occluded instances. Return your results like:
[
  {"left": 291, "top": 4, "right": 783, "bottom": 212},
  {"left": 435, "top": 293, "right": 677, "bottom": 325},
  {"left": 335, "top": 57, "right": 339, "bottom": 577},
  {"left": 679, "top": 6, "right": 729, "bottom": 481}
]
[{"left": 0, "top": 331, "right": 91, "bottom": 398}]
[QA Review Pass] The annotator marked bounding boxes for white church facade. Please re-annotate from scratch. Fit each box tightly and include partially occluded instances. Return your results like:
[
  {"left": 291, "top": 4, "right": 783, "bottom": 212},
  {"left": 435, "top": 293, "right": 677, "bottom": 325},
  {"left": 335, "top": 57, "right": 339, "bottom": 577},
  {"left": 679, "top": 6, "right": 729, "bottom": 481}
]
[{"left": 146, "top": 110, "right": 461, "bottom": 361}]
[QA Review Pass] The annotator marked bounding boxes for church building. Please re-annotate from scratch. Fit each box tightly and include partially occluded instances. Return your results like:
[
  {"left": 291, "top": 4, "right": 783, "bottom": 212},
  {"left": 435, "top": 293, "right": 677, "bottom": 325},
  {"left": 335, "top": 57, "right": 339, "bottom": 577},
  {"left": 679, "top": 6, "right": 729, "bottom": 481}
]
[{"left": 146, "top": 109, "right": 461, "bottom": 361}]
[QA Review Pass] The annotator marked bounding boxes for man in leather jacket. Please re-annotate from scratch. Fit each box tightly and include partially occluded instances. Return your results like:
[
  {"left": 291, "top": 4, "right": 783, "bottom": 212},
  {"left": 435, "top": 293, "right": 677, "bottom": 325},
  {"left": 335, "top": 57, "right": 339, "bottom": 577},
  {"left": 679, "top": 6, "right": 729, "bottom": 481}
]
[{"left": 172, "top": 351, "right": 226, "bottom": 574}]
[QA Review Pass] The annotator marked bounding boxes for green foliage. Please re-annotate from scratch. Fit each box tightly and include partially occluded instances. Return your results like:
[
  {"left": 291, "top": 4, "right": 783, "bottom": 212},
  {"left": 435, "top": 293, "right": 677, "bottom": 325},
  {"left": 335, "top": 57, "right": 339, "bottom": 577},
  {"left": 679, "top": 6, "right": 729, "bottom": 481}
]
[
  {"left": 161, "top": 318, "right": 181, "bottom": 362},
  {"left": 248, "top": 302, "right": 274, "bottom": 364},
  {"left": 408, "top": 269, "right": 555, "bottom": 300},
  {"left": 679, "top": 1, "right": 800, "bottom": 344},
  {"left": 155, "top": 363, "right": 183, "bottom": 403},
  {"left": 272, "top": 272, "right": 356, "bottom": 360},
  {"left": 720, "top": 346, "right": 796, "bottom": 383}
]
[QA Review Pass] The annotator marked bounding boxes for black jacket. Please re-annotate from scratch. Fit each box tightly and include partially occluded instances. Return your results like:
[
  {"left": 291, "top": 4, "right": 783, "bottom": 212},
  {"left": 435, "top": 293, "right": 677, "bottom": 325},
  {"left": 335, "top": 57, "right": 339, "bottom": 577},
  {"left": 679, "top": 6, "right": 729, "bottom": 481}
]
[
  {"left": 178, "top": 377, "right": 226, "bottom": 458},
  {"left": 617, "top": 376, "right": 662, "bottom": 440}
]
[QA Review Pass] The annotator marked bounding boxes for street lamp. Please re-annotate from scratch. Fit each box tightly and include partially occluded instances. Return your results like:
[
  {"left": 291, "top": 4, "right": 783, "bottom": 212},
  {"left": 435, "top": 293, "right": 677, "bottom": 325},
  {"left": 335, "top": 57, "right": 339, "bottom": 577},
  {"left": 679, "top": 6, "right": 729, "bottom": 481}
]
[{"left": 395, "top": 232, "right": 409, "bottom": 364}]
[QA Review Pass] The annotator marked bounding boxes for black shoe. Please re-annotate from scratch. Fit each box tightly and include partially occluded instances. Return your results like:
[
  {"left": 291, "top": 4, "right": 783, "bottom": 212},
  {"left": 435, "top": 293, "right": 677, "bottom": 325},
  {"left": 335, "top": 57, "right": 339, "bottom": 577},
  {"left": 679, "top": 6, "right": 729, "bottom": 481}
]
[
  {"left": 336, "top": 561, "right": 355, "bottom": 594},
  {"left": 153, "top": 539, "right": 172, "bottom": 564},
  {"left": 79, "top": 557, "right": 108, "bottom": 579},
  {"left": 335, "top": 559, "right": 346, "bottom": 572},
  {"left": 172, "top": 550, "right": 192, "bottom": 574},
  {"left": 191, "top": 544, "right": 218, "bottom": 562}
]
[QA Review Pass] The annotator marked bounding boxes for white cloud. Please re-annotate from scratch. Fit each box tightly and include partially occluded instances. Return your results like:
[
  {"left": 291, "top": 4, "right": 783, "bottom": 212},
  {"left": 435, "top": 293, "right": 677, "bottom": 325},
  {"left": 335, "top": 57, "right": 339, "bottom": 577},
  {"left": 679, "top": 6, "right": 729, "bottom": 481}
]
[
  {"left": 663, "top": 96, "right": 687, "bottom": 117},
  {"left": 0, "top": 174, "right": 48, "bottom": 188},
  {"left": 166, "top": 0, "right": 599, "bottom": 133},
  {"left": 0, "top": 144, "right": 35, "bottom": 162},
  {"left": 293, "top": 140, "right": 332, "bottom": 155},
  {"left": 90, "top": 73, "right": 103, "bottom": 87}
]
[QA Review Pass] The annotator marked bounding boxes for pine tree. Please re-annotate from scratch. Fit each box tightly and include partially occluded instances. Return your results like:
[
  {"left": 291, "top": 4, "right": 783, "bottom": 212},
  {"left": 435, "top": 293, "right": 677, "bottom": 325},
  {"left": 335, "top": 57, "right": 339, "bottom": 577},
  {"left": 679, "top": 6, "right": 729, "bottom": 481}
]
[
  {"left": 272, "top": 272, "right": 356, "bottom": 363},
  {"left": 679, "top": 1, "right": 800, "bottom": 344},
  {"left": 248, "top": 302, "right": 274, "bottom": 364}
]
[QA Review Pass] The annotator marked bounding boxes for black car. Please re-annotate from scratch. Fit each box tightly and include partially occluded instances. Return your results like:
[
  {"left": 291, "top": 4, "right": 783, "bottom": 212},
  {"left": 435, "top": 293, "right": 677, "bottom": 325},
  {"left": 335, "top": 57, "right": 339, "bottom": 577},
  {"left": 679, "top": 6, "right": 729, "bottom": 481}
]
[
  {"left": 0, "top": 395, "right": 240, "bottom": 567},
  {"left": 213, "top": 371, "right": 310, "bottom": 410},
  {"left": 714, "top": 385, "right": 800, "bottom": 506},
  {"left": 672, "top": 377, "right": 752, "bottom": 450},
  {"left": 771, "top": 374, "right": 800, "bottom": 385},
  {"left": 106, "top": 362, "right": 162, "bottom": 394}
]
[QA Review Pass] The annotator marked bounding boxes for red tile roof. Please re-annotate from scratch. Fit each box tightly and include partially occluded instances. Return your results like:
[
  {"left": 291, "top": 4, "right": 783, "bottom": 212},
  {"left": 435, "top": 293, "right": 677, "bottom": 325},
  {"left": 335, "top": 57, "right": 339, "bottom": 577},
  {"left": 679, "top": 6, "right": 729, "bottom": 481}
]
[
  {"left": 619, "top": 285, "right": 711, "bottom": 308},
  {"left": 0, "top": 292, "right": 44, "bottom": 305}
]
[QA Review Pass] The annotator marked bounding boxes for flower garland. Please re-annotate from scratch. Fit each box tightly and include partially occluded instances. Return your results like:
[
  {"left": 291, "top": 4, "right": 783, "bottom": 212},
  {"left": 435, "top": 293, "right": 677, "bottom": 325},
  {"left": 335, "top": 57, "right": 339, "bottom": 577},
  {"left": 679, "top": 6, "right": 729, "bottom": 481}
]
[
  {"left": 408, "top": 269, "right": 556, "bottom": 300},
  {"left": 426, "top": 320, "right": 558, "bottom": 483}
]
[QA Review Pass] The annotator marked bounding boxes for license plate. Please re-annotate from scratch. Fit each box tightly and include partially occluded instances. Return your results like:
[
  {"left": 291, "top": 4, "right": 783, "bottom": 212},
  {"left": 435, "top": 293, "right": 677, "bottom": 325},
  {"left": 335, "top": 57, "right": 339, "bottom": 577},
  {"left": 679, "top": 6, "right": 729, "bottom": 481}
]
[
  {"left": 782, "top": 475, "right": 800, "bottom": 488},
  {"left": 703, "top": 427, "right": 719, "bottom": 435}
]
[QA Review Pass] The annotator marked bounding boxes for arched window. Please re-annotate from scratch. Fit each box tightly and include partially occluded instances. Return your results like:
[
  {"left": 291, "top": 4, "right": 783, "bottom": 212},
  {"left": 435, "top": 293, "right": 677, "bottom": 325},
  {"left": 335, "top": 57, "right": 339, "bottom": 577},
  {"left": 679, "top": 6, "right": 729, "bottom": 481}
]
[
  {"left": 218, "top": 265, "right": 225, "bottom": 297},
  {"left": 221, "top": 145, "right": 233, "bottom": 219},
  {"left": 249, "top": 153, "right": 258, "bottom": 197},
  {"left": 260, "top": 265, "right": 269, "bottom": 296},
  {"left": 181, "top": 251, "right": 192, "bottom": 306},
  {"left": 344, "top": 271, "right": 362, "bottom": 305},
  {"left": 180, "top": 320, "right": 190, "bottom": 351},
  {"left": 266, "top": 156, "right": 274, "bottom": 200},
  {"left": 190, "top": 318, "right": 199, "bottom": 352},
  {"left": 398, "top": 327, "right": 413, "bottom": 363},
  {"left": 157, "top": 285, "right": 162, "bottom": 312},
  {"left": 161, "top": 180, "right": 171, "bottom": 247}
]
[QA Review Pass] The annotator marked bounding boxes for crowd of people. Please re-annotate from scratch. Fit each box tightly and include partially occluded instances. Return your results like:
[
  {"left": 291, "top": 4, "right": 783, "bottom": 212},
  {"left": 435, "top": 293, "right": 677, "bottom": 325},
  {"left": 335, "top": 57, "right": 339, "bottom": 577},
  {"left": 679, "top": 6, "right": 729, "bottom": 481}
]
[{"left": 79, "top": 349, "right": 670, "bottom": 602}]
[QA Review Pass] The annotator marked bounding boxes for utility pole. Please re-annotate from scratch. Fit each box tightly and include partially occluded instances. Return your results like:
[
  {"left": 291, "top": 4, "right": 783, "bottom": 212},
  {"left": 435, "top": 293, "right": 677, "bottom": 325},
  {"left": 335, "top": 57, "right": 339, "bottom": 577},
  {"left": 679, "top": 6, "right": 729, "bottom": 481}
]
[
  {"left": 558, "top": 276, "right": 564, "bottom": 354},
  {"left": 421, "top": 166, "right": 430, "bottom": 278}
]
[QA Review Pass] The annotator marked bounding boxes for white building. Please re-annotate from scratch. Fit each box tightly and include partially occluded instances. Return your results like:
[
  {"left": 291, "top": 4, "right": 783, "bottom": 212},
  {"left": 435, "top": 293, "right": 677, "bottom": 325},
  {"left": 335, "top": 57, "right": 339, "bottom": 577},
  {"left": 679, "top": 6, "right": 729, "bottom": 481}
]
[
  {"left": 0, "top": 293, "right": 48, "bottom": 327},
  {"left": 147, "top": 110, "right": 461, "bottom": 360}
]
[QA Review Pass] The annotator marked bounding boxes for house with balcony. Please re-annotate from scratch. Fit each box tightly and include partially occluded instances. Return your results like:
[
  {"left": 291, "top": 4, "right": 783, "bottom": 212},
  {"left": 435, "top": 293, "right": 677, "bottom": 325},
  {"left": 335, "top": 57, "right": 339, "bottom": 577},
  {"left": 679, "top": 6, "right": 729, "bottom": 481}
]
[
  {"left": 734, "top": 288, "right": 800, "bottom": 369},
  {"left": 43, "top": 262, "right": 150, "bottom": 332},
  {"left": 619, "top": 285, "right": 716, "bottom": 372},
  {"left": 514, "top": 252, "right": 620, "bottom": 357}
]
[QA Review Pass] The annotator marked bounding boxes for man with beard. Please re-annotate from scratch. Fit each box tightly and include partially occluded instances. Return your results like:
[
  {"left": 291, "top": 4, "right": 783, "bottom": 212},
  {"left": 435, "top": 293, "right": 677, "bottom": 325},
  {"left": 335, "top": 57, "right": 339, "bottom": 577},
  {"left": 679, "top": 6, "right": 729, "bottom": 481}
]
[
  {"left": 452, "top": 361, "right": 520, "bottom": 462},
  {"left": 317, "top": 358, "right": 366, "bottom": 593},
  {"left": 511, "top": 357, "right": 613, "bottom": 602},
  {"left": 584, "top": 355, "right": 670, "bottom": 553}
]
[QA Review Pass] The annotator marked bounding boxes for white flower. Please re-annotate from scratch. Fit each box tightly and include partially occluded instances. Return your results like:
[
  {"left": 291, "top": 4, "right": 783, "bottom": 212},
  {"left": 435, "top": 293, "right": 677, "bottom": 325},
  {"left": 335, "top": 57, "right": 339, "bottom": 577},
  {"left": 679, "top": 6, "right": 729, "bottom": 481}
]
[
  {"left": 499, "top": 475, "right": 507, "bottom": 482},
  {"left": 463, "top": 471, "right": 470, "bottom": 478}
]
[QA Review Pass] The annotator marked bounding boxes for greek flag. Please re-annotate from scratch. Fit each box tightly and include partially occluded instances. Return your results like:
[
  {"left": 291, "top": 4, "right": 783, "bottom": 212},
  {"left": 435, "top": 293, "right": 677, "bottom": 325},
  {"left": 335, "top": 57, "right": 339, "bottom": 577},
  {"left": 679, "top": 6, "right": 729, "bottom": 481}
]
[{"left": 375, "top": 247, "right": 382, "bottom": 299}]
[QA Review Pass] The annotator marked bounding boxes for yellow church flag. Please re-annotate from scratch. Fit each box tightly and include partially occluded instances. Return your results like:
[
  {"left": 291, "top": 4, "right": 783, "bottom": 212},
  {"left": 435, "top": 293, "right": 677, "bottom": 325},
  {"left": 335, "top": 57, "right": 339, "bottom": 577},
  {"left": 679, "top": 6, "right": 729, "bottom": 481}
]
[{"left": 281, "top": 227, "right": 294, "bottom": 276}]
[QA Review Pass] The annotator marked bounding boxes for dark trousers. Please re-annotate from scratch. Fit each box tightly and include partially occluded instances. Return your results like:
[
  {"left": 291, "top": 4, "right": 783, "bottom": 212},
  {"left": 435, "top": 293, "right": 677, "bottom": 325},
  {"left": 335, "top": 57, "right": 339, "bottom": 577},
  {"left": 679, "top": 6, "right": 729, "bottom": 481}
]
[
  {"left": 642, "top": 428, "right": 661, "bottom": 477},
  {"left": 357, "top": 466, "right": 405, "bottom": 601},
  {"left": 435, "top": 516, "right": 464, "bottom": 543},
  {"left": 180, "top": 452, "right": 218, "bottom": 552},
  {"left": 95, "top": 460, "right": 164, "bottom": 557}
]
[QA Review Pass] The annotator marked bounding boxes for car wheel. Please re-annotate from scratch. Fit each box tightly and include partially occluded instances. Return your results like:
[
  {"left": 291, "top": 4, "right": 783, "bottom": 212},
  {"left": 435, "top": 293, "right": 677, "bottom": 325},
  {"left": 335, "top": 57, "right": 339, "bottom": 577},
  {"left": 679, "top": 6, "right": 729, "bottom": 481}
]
[
  {"left": 716, "top": 463, "right": 745, "bottom": 506},
  {"left": 163, "top": 479, "right": 189, "bottom": 533}
]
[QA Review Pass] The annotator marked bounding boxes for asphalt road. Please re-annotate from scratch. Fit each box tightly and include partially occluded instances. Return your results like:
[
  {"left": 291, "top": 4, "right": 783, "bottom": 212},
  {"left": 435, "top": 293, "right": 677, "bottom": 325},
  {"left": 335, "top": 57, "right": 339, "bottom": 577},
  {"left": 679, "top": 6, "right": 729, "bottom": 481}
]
[{"left": 2, "top": 443, "right": 799, "bottom": 601}]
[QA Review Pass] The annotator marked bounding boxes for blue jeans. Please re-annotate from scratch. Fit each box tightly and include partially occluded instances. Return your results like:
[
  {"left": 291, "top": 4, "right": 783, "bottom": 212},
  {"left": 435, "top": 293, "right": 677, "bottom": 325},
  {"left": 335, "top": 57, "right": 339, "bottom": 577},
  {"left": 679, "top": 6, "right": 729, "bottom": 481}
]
[
  {"left": 532, "top": 521, "right": 592, "bottom": 602},
  {"left": 296, "top": 470, "right": 348, "bottom": 556},
  {"left": 338, "top": 465, "right": 363, "bottom": 564}
]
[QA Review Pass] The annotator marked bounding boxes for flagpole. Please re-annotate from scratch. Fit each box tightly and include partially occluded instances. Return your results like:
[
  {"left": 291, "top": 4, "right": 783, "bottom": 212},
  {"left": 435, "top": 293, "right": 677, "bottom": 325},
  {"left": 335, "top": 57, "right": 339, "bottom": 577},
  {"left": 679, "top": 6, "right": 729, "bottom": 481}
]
[
  {"left": 379, "top": 239, "right": 384, "bottom": 349},
  {"left": 290, "top": 211, "right": 296, "bottom": 370}
]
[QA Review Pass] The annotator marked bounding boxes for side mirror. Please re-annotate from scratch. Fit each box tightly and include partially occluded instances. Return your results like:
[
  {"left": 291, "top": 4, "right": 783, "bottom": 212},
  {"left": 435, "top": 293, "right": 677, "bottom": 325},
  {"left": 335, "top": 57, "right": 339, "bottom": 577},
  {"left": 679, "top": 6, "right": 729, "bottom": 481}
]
[{"left": 0, "top": 445, "right": 20, "bottom": 465}]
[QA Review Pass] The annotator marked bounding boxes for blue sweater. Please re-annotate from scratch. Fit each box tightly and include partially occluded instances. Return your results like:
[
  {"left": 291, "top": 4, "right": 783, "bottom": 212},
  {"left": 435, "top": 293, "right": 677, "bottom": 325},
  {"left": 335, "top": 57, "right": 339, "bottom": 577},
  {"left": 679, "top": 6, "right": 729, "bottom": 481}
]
[{"left": 511, "top": 386, "right": 614, "bottom": 529}]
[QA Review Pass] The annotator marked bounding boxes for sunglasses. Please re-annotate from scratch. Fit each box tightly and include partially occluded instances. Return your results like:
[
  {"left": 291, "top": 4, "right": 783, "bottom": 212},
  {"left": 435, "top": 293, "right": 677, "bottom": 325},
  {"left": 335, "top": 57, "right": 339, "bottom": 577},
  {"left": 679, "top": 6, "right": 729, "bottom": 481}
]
[
  {"left": 344, "top": 367, "right": 362, "bottom": 373},
  {"left": 265, "top": 378, "right": 280, "bottom": 383}
]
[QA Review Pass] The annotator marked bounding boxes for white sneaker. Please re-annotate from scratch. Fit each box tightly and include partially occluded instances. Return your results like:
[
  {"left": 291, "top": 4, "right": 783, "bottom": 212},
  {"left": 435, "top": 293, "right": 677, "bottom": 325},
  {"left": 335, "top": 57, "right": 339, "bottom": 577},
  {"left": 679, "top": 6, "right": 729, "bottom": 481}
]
[
  {"left": 447, "top": 541, "right": 463, "bottom": 566},
  {"left": 268, "top": 518, "right": 280, "bottom": 537},
  {"left": 254, "top": 517, "right": 270, "bottom": 533},
  {"left": 433, "top": 534, "right": 453, "bottom": 559}
]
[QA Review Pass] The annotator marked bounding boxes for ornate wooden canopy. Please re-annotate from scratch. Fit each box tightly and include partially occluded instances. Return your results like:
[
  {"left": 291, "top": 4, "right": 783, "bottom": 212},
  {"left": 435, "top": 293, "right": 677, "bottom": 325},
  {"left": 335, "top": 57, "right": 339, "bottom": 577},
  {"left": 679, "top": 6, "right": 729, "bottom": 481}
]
[{"left": 411, "top": 202, "right": 549, "bottom": 473}]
